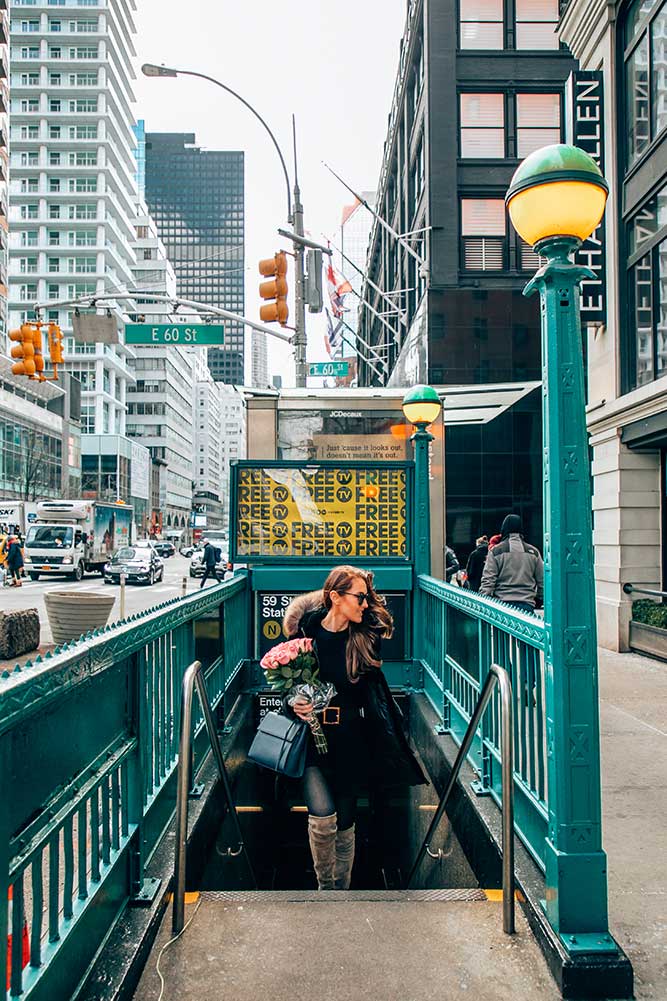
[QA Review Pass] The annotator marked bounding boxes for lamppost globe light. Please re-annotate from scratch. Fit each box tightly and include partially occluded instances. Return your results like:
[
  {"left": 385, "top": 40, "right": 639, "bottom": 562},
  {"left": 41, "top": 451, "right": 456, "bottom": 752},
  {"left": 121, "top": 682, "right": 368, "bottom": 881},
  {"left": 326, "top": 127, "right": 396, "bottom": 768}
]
[
  {"left": 505, "top": 144, "right": 609, "bottom": 249},
  {"left": 402, "top": 384, "right": 442, "bottom": 427}
]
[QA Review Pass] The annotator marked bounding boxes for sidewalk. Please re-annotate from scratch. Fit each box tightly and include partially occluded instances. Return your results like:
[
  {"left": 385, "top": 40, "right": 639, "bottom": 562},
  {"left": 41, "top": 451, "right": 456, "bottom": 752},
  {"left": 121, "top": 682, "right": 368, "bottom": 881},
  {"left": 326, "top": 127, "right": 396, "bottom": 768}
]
[{"left": 598, "top": 647, "right": 666, "bottom": 999}]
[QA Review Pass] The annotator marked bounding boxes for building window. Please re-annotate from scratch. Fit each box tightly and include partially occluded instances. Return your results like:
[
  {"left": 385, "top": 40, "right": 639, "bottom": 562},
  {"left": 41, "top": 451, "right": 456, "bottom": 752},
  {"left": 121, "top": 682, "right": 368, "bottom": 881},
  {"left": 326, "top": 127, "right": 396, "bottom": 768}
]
[
  {"left": 460, "top": 0, "right": 503, "bottom": 50},
  {"left": 624, "top": 1, "right": 667, "bottom": 167},
  {"left": 461, "top": 198, "right": 506, "bottom": 270},
  {"left": 515, "top": 0, "right": 559, "bottom": 50},
  {"left": 460, "top": 93, "right": 505, "bottom": 157},
  {"left": 516, "top": 93, "right": 561, "bottom": 156},
  {"left": 625, "top": 184, "right": 667, "bottom": 390}
]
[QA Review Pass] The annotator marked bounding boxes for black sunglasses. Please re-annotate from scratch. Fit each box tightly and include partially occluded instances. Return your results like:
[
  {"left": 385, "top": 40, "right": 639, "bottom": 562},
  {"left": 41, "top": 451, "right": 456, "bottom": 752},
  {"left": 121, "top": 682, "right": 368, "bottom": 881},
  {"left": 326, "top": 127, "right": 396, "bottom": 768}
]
[{"left": 341, "top": 591, "right": 369, "bottom": 606}]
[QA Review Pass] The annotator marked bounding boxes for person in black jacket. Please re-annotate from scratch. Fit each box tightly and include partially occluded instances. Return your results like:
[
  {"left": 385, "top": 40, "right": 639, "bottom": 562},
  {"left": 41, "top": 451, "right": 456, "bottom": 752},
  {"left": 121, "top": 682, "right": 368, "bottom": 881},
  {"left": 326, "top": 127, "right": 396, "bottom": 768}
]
[
  {"left": 465, "top": 535, "right": 489, "bottom": 592},
  {"left": 199, "top": 538, "right": 218, "bottom": 589},
  {"left": 6, "top": 535, "right": 24, "bottom": 587},
  {"left": 283, "top": 566, "right": 426, "bottom": 890}
]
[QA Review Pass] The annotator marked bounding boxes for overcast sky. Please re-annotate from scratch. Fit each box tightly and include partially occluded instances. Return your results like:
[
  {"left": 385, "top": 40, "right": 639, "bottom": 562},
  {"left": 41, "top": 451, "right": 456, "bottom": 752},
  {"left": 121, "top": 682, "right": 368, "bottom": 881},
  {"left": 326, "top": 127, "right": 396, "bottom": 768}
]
[{"left": 134, "top": 0, "right": 406, "bottom": 385}]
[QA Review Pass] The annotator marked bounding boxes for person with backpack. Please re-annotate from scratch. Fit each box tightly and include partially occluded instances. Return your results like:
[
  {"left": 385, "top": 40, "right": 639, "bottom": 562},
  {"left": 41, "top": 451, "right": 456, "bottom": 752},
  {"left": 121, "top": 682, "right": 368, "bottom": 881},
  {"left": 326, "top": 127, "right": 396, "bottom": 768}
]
[
  {"left": 199, "top": 538, "right": 219, "bottom": 588},
  {"left": 479, "top": 514, "right": 543, "bottom": 613},
  {"left": 6, "top": 535, "right": 25, "bottom": 587}
]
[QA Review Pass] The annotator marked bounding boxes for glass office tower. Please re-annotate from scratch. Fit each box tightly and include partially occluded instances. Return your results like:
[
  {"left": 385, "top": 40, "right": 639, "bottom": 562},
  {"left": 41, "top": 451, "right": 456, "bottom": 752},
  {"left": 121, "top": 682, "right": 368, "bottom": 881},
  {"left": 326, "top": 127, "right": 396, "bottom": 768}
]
[{"left": 144, "top": 133, "right": 245, "bottom": 385}]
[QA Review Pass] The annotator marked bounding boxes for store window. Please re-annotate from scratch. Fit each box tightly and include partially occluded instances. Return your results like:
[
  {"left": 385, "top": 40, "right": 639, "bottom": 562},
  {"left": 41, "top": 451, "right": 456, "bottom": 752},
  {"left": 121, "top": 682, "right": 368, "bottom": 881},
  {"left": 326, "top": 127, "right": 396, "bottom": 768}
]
[
  {"left": 625, "top": 0, "right": 667, "bottom": 166},
  {"left": 461, "top": 198, "right": 506, "bottom": 270}
]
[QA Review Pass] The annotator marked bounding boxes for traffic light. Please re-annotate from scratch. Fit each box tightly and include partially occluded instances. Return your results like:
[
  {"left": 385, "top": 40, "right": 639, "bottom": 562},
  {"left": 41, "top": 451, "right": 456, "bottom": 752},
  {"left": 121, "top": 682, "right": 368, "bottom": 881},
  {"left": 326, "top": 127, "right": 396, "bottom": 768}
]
[
  {"left": 47, "top": 322, "right": 64, "bottom": 375},
  {"left": 258, "top": 251, "right": 289, "bottom": 326},
  {"left": 9, "top": 323, "right": 44, "bottom": 379}
]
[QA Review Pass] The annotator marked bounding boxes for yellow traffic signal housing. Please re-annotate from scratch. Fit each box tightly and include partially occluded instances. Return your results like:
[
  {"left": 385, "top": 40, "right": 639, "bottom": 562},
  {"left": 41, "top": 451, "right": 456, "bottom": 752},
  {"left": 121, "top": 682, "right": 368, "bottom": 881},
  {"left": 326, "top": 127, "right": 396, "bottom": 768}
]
[
  {"left": 47, "top": 323, "right": 65, "bottom": 369},
  {"left": 9, "top": 323, "right": 44, "bottom": 379},
  {"left": 259, "top": 251, "right": 289, "bottom": 326}
]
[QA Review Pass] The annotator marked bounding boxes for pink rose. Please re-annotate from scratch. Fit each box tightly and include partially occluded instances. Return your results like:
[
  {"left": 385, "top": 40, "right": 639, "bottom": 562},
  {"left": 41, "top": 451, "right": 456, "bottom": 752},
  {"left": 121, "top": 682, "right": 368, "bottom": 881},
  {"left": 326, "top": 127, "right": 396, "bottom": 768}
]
[{"left": 276, "top": 648, "right": 292, "bottom": 665}]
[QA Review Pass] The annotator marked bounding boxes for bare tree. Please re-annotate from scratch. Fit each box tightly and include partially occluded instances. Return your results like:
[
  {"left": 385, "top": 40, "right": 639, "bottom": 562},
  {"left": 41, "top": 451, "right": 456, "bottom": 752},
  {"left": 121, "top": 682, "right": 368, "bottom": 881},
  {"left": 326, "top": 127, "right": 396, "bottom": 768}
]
[{"left": 20, "top": 429, "right": 50, "bottom": 501}]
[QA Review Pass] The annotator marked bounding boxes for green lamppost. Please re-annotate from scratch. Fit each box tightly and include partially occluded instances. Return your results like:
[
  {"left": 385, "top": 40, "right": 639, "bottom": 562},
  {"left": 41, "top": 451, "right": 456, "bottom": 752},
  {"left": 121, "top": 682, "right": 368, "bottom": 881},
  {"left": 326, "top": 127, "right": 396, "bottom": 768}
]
[
  {"left": 402, "top": 385, "right": 442, "bottom": 578},
  {"left": 506, "top": 145, "right": 616, "bottom": 955}
]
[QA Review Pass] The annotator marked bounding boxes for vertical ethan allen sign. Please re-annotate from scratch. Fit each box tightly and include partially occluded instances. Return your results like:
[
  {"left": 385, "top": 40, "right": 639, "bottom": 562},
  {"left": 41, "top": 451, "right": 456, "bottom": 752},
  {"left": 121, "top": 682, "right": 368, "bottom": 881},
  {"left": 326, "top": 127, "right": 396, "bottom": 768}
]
[{"left": 568, "top": 70, "right": 606, "bottom": 323}]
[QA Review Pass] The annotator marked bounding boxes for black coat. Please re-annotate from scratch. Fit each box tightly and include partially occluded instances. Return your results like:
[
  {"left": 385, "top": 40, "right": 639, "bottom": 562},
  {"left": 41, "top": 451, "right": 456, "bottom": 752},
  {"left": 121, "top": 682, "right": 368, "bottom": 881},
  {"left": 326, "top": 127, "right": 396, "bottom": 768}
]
[
  {"left": 202, "top": 542, "right": 217, "bottom": 569},
  {"left": 6, "top": 541, "right": 23, "bottom": 571},
  {"left": 292, "top": 605, "right": 427, "bottom": 788},
  {"left": 465, "top": 543, "right": 488, "bottom": 592}
]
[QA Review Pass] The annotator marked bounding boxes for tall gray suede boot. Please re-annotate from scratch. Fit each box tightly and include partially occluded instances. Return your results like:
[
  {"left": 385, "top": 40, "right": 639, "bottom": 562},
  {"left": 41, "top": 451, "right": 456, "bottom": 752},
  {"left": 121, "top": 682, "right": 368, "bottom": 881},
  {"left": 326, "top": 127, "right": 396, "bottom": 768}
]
[
  {"left": 308, "top": 813, "right": 337, "bottom": 890},
  {"left": 333, "top": 824, "right": 355, "bottom": 890}
]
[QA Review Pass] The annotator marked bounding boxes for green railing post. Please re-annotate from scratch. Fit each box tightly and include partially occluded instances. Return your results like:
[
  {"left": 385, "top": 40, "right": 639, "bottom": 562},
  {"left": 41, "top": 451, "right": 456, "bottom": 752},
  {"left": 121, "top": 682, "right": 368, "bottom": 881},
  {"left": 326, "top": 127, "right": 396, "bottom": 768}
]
[
  {"left": 412, "top": 425, "right": 433, "bottom": 579},
  {"left": 524, "top": 237, "right": 614, "bottom": 953},
  {"left": 127, "top": 647, "right": 148, "bottom": 898}
]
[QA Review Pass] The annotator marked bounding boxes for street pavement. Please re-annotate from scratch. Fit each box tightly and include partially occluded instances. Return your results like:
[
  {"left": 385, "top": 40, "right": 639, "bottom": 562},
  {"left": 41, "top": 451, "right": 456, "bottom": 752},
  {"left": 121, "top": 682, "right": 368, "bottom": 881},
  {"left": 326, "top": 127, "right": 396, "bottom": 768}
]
[{"left": 0, "top": 553, "right": 205, "bottom": 653}]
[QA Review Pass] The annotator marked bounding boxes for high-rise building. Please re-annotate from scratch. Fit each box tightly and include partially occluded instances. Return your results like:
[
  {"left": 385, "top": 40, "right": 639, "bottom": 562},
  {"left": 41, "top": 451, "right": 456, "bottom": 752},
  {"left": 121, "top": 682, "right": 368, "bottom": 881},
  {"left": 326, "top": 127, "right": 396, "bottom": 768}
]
[
  {"left": 251, "top": 330, "right": 268, "bottom": 388},
  {"left": 359, "top": 0, "right": 574, "bottom": 553},
  {"left": 218, "top": 384, "right": 246, "bottom": 532},
  {"left": 193, "top": 376, "right": 224, "bottom": 532},
  {"left": 8, "top": 0, "right": 142, "bottom": 505},
  {"left": 126, "top": 205, "right": 195, "bottom": 536},
  {"left": 144, "top": 133, "right": 245, "bottom": 385},
  {"left": 0, "top": 0, "right": 8, "bottom": 357}
]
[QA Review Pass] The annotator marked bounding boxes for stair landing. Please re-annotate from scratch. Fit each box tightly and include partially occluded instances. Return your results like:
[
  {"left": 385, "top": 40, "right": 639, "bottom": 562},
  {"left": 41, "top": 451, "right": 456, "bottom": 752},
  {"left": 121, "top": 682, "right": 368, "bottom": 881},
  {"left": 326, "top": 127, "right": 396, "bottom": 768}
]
[{"left": 133, "top": 890, "right": 561, "bottom": 1001}]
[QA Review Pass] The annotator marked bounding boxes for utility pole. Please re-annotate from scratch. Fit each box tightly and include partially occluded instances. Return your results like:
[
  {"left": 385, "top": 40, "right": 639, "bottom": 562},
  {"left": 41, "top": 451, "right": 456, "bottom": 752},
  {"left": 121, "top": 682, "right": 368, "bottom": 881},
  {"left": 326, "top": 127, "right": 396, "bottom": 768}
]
[{"left": 292, "top": 118, "right": 307, "bottom": 388}]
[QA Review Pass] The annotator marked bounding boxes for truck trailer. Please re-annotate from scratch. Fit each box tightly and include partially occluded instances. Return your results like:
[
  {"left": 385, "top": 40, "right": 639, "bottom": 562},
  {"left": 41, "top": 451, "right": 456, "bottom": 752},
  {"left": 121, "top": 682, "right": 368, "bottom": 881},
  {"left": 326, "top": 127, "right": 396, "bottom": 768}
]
[{"left": 23, "top": 500, "right": 133, "bottom": 581}]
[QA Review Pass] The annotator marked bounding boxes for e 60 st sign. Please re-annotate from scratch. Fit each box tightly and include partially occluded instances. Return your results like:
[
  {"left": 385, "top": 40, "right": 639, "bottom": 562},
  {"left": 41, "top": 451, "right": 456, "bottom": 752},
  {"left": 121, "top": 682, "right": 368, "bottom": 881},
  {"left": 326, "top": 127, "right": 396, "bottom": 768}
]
[
  {"left": 307, "top": 361, "right": 349, "bottom": 378},
  {"left": 124, "top": 323, "right": 225, "bottom": 345}
]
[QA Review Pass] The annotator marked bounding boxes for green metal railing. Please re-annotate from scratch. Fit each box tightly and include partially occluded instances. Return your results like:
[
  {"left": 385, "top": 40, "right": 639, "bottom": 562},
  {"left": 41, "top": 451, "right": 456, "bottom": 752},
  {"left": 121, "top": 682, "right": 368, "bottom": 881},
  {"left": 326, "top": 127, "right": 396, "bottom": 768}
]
[
  {"left": 417, "top": 575, "right": 548, "bottom": 868},
  {"left": 0, "top": 574, "right": 249, "bottom": 1001}
]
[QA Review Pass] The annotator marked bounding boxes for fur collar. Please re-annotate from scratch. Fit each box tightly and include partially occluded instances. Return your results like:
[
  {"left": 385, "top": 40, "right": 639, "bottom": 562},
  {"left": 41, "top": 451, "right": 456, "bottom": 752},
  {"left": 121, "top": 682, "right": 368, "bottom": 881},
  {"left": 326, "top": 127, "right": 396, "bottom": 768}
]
[{"left": 282, "top": 590, "right": 324, "bottom": 638}]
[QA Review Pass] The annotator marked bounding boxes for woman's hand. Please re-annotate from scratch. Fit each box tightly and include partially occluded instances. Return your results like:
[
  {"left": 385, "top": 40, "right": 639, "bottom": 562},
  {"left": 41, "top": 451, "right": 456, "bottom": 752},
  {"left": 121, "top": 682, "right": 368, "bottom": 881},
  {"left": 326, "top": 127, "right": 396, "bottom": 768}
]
[{"left": 292, "top": 698, "right": 314, "bottom": 721}]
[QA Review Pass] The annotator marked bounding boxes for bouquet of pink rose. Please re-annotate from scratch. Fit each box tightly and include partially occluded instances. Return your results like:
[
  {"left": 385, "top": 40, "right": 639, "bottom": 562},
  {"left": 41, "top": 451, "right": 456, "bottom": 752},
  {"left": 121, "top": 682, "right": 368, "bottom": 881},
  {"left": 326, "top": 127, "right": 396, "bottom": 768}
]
[{"left": 259, "top": 637, "right": 336, "bottom": 753}]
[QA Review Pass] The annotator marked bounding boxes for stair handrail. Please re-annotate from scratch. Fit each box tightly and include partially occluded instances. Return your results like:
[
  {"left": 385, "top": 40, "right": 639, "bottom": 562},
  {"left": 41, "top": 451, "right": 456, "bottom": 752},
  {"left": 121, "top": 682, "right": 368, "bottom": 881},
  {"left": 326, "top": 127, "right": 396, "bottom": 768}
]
[
  {"left": 406, "top": 662, "right": 515, "bottom": 935},
  {"left": 173, "top": 660, "right": 257, "bottom": 933}
]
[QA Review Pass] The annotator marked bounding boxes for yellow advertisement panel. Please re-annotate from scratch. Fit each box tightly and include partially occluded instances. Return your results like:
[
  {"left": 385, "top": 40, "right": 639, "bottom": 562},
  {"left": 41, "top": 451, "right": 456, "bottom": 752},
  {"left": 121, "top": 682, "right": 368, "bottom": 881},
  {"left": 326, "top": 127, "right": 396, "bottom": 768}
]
[{"left": 235, "top": 464, "right": 409, "bottom": 560}]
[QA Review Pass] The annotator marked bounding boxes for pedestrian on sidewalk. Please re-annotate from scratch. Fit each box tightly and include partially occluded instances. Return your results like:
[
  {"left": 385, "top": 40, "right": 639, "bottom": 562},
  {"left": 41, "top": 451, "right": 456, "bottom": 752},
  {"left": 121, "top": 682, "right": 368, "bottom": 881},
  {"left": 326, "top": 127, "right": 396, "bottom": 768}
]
[
  {"left": 445, "top": 545, "right": 460, "bottom": 583},
  {"left": 465, "top": 535, "right": 489, "bottom": 592},
  {"left": 6, "top": 535, "right": 24, "bottom": 587},
  {"left": 479, "top": 513, "right": 543, "bottom": 614},
  {"left": 199, "top": 538, "right": 218, "bottom": 588},
  {"left": 283, "top": 565, "right": 426, "bottom": 891}
]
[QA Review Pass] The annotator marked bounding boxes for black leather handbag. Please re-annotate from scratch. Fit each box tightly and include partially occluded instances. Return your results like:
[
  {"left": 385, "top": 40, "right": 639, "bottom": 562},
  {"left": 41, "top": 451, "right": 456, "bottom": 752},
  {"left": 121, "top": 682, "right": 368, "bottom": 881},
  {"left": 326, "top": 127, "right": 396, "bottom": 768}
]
[{"left": 247, "top": 711, "right": 308, "bottom": 778}]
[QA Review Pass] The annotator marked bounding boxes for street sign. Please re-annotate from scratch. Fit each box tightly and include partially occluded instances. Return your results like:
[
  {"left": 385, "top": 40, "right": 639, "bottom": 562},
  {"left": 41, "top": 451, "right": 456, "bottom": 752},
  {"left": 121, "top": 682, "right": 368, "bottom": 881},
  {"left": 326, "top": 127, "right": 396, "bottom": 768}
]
[
  {"left": 124, "top": 324, "right": 225, "bottom": 346},
  {"left": 307, "top": 361, "right": 349, "bottom": 378}
]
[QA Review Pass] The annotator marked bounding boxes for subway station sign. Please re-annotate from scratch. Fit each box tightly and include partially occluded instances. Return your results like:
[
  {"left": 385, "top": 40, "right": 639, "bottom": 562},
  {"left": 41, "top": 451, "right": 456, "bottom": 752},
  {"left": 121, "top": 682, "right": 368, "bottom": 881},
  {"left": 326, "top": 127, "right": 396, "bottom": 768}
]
[
  {"left": 124, "top": 323, "right": 225, "bottom": 345},
  {"left": 232, "top": 462, "right": 410, "bottom": 561}
]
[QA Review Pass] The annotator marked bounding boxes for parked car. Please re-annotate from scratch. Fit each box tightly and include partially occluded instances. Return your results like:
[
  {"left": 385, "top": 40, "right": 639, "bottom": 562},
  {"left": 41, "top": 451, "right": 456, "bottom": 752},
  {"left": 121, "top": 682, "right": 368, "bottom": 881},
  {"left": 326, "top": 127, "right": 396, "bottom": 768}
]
[
  {"left": 153, "top": 541, "right": 175, "bottom": 558},
  {"left": 179, "top": 543, "right": 196, "bottom": 558},
  {"left": 189, "top": 548, "right": 233, "bottom": 580},
  {"left": 104, "top": 546, "right": 164, "bottom": 586}
]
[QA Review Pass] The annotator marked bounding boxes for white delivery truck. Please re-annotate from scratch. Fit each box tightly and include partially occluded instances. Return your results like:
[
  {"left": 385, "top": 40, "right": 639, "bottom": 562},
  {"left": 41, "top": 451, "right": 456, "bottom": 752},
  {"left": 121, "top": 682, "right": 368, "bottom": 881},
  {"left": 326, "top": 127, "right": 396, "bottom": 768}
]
[
  {"left": 0, "top": 501, "right": 39, "bottom": 534},
  {"left": 23, "top": 500, "right": 133, "bottom": 581}
]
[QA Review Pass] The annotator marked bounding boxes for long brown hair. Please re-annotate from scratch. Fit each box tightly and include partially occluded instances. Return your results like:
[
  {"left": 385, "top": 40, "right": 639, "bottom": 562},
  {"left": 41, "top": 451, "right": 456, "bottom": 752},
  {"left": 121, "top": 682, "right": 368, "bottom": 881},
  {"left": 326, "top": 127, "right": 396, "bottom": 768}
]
[{"left": 322, "top": 565, "right": 393, "bottom": 679}]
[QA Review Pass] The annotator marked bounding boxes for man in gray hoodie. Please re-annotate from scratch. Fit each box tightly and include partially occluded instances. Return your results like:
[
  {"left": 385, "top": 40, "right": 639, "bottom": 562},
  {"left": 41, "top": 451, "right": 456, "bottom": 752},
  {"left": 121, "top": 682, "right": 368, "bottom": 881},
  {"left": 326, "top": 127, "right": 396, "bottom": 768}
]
[{"left": 479, "top": 514, "right": 543, "bottom": 613}]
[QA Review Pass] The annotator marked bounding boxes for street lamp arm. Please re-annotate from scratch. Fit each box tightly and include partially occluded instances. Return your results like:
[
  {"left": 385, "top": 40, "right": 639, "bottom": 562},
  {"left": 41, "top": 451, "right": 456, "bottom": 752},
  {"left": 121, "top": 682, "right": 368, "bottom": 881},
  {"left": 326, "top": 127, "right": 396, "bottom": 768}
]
[{"left": 142, "top": 64, "right": 292, "bottom": 222}]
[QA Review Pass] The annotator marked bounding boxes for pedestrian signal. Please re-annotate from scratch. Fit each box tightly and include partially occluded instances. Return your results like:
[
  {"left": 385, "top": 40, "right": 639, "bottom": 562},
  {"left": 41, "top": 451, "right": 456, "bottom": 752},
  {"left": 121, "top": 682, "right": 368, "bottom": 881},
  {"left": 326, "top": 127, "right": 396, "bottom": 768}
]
[
  {"left": 259, "top": 251, "right": 289, "bottom": 326},
  {"left": 9, "top": 323, "right": 45, "bottom": 380}
]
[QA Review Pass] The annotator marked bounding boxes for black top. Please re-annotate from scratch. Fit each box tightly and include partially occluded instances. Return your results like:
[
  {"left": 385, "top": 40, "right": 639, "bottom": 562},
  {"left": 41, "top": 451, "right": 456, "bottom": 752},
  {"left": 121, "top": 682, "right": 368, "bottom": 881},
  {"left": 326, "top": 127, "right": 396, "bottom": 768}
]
[{"left": 314, "top": 624, "right": 365, "bottom": 713}]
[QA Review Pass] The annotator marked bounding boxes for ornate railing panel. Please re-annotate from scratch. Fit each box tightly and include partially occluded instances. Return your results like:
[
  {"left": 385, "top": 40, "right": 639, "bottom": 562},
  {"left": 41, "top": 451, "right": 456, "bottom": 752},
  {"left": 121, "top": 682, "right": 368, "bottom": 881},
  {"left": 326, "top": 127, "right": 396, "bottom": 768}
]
[
  {"left": 417, "top": 575, "right": 548, "bottom": 868},
  {"left": 0, "top": 574, "right": 250, "bottom": 1001}
]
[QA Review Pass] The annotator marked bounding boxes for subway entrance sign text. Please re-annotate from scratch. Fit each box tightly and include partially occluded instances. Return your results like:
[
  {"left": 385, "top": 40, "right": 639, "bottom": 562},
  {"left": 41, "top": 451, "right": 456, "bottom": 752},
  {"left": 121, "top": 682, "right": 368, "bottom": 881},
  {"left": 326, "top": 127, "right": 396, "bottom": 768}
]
[{"left": 124, "top": 323, "right": 225, "bottom": 345}]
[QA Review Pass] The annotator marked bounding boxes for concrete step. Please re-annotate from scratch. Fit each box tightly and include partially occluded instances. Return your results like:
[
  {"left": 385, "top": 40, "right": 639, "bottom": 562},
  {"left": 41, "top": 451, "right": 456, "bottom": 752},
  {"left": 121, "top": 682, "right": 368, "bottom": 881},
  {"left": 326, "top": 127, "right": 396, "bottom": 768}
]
[{"left": 133, "top": 890, "right": 561, "bottom": 1001}]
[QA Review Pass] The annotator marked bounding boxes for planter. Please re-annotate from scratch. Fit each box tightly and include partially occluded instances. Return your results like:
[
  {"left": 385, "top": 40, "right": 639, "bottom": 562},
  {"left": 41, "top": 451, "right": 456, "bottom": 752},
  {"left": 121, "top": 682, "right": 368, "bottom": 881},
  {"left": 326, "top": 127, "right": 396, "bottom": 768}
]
[
  {"left": 44, "top": 590, "right": 116, "bottom": 646},
  {"left": 629, "top": 620, "right": 667, "bottom": 662}
]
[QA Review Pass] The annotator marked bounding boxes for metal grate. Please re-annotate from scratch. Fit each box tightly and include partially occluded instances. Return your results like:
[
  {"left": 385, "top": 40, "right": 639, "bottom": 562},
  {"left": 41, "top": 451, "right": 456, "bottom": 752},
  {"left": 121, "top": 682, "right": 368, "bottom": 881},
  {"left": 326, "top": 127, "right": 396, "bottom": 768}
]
[{"left": 199, "top": 888, "right": 488, "bottom": 903}]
